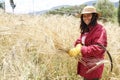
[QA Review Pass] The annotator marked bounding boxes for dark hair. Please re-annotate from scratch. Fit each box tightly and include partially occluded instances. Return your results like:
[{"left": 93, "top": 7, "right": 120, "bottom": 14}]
[{"left": 80, "top": 13, "right": 99, "bottom": 34}]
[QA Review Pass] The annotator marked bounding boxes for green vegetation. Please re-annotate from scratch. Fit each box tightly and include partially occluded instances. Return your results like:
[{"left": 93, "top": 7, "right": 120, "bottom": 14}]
[
  {"left": 47, "top": 0, "right": 117, "bottom": 22},
  {"left": 47, "top": 4, "right": 86, "bottom": 16},
  {"left": 95, "top": 0, "right": 116, "bottom": 22},
  {"left": 118, "top": 0, "right": 120, "bottom": 25}
]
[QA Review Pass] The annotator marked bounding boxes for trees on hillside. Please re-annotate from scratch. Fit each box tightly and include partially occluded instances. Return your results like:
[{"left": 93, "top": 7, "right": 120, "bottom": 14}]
[
  {"left": 118, "top": 0, "right": 120, "bottom": 25},
  {"left": 48, "top": 0, "right": 116, "bottom": 22},
  {"left": 95, "top": 0, "right": 115, "bottom": 22},
  {"left": 47, "top": 4, "right": 86, "bottom": 16}
]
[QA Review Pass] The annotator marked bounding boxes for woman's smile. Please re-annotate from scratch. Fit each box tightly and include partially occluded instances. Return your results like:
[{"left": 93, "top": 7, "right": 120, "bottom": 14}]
[{"left": 83, "top": 13, "right": 92, "bottom": 25}]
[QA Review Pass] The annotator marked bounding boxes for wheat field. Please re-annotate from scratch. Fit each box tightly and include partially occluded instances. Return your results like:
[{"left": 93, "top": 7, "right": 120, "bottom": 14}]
[{"left": 0, "top": 11, "right": 120, "bottom": 80}]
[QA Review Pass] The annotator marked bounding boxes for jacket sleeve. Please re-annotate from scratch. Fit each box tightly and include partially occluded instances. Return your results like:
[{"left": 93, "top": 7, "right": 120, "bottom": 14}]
[
  {"left": 81, "top": 27, "right": 107, "bottom": 57},
  {"left": 74, "top": 36, "right": 82, "bottom": 46}
]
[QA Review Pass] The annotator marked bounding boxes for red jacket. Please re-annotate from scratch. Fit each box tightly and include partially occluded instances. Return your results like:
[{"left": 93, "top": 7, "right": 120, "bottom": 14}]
[{"left": 75, "top": 23, "right": 107, "bottom": 79}]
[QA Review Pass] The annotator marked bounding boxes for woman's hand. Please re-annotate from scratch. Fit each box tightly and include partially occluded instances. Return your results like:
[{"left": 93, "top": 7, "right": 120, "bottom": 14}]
[{"left": 68, "top": 44, "right": 82, "bottom": 57}]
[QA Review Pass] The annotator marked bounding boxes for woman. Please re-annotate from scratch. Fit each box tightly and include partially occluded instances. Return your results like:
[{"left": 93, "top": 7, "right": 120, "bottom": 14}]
[{"left": 68, "top": 6, "right": 107, "bottom": 80}]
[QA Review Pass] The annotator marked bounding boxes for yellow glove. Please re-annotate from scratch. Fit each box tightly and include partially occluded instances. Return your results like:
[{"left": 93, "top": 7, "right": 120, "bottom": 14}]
[{"left": 68, "top": 44, "right": 82, "bottom": 57}]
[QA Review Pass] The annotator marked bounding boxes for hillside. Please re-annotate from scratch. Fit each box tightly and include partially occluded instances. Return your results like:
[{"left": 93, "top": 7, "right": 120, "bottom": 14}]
[{"left": 83, "top": 0, "right": 119, "bottom": 7}]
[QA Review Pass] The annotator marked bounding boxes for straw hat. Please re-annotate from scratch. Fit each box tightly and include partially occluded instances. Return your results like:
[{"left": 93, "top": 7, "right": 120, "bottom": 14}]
[{"left": 74, "top": 6, "right": 100, "bottom": 18}]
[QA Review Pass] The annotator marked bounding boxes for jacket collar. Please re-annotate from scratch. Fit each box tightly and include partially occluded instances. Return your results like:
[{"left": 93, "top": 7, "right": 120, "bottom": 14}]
[{"left": 88, "top": 23, "right": 98, "bottom": 31}]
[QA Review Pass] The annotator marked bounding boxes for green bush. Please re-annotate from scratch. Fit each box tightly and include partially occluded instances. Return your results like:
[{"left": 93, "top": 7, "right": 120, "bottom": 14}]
[
  {"left": 95, "top": 0, "right": 116, "bottom": 22},
  {"left": 47, "top": 4, "right": 86, "bottom": 16},
  {"left": 118, "top": 0, "right": 120, "bottom": 25}
]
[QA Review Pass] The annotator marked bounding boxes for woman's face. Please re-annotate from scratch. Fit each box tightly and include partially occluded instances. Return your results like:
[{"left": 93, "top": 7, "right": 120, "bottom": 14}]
[{"left": 83, "top": 13, "right": 92, "bottom": 25}]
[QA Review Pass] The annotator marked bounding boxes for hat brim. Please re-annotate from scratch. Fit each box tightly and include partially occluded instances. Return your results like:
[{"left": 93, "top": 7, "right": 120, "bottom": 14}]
[{"left": 74, "top": 12, "right": 101, "bottom": 18}]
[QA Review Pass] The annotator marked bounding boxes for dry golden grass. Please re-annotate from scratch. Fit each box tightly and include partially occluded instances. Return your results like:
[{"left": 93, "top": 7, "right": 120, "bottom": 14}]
[{"left": 0, "top": 12, "right": 120, "bottom": 80}]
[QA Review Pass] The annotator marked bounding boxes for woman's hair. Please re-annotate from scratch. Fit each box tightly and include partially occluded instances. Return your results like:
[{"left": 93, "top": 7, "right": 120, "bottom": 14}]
[{"left": 80, "top": 13, "right": 99, "bottom": 34}]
